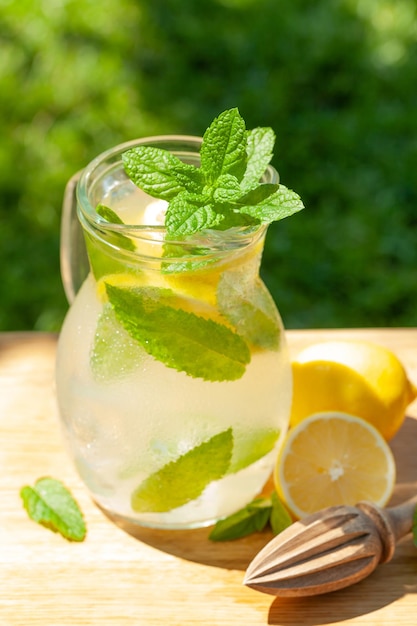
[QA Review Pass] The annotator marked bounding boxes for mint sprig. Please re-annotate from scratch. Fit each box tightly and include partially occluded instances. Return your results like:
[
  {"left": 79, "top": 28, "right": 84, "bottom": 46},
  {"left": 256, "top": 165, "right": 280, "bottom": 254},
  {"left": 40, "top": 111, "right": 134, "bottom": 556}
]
[
  {"left": 209, "top": 497, "right": 272, "bottom": 541},
  {"left": 122, "top": 108, "right": 304, "bottom": 238},
  {"left": 209, "top": 491, "right": 292, "bottom": 541},
  {"left": 20, "top": 477, "right": 86, "bottom": 541}
]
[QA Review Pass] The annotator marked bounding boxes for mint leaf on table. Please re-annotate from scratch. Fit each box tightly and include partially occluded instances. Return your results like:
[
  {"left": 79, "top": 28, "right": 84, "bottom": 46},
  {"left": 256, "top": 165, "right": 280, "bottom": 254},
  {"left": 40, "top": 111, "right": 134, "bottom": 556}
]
[
  {"left": 131, "top": 429, "right": 233, "bottom": 513},
  {"left": 209, "top": 497, "right": 272, "bottom": 541},
  {"left": 121, "top": 107, "right": 304, "bottom": 239},
  {"left": 209, "top": 492, "right": 292, "bottom": 541},
  {"left": 20, "top": 477, "right": 86, "bottom": 541},
  {"left": 106, "top": 283, "right": 251, "bottom": 381}
]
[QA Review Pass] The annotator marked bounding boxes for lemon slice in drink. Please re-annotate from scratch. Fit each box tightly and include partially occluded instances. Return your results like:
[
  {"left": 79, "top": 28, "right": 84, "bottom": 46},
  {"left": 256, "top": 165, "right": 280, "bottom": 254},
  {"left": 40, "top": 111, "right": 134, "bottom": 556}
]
[
  {"left": 290, "top": 340, "right": 417, "bottom": 440},
  {"left": 96, "top": 273, "right": 160, "bottom": 301},
  {"left": 274, "top": 411, "right": 396, "bottom": 519},
  {"left": 97, "top": 271, "right": 219, "bottom": 306}
]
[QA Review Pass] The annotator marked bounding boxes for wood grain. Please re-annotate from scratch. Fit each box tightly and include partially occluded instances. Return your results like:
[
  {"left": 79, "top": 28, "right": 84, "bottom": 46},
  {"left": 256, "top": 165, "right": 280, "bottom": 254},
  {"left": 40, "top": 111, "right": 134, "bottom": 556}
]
[{"left": 1, "top": 329, "right": 417, "bottom": 625}]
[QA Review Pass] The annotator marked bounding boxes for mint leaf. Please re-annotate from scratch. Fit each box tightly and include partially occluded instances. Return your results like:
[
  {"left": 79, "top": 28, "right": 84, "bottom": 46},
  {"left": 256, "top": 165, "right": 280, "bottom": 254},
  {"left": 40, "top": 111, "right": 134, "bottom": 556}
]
[
  {"left": 165, "top": 192, "right": 222, "bottom": 237},
  {"left": 85, "top": 232, "right": 128, "bottom": 281},
  {"left": 95, "top": 204, "right": 136, "bottom": 252},
  {"left": 20, "top": 477, "right": 86, "bottom": 541},
  {"left": 241, "top": 127, "right": 276, "bottom": 192},
  {"left": 209, "top": 497, "right": 272, "bottom": 541},
  {"left": 170, "top": 161, "right": 205, "bottom": 192},
  {"left": 235, "top": 183, "right": 279, "bottom": 206},
  {"left": 212, "top": 174, "right": 243, "bottom": 204},
  {"left": 90, "top": 304, "right": 145, "bottom": 381},
  {"left": 200, "top": 108, "right": 247, "bottom": 184},
  {"left": 161, "top": 242, "right": 214, "bottom": 274},
  {"left": 131, "top": 429, "right": 233, "bottom": 512},
  {"left": 217, "top": 272, "right": 280, "bottom": 350},
  {"left": 239, "top": 184, "right": 304, "bottom": 223},
  {"left": 122, "top": 146, "right": 203, "bottom": 200},
  {"left": 106, "top": 284, "right": 251, "bottom": 381},
  {"left": 228, "top": 428, "right": 280, "bottom": 474},
  {"left": 270, "top": 491, "right": 292, "bottom": 535},
  {"left": 208, "top": 492, "right": 292, "bottom": 541},
  {"left": 211, "top": 210, "right": 260, "bottom": 231},
  {"left": 96, "top": 203, "right": 125, "bottom": 224}
]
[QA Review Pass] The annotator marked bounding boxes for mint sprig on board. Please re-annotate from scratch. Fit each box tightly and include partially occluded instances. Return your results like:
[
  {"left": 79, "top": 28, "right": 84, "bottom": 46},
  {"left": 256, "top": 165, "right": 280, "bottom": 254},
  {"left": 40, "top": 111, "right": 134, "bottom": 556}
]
[
  {"left": 209, "top": 491, "right": 292, "bottom": 541},
  {"left": 122, "top": 108, "right": 304, "bottom": 238}
]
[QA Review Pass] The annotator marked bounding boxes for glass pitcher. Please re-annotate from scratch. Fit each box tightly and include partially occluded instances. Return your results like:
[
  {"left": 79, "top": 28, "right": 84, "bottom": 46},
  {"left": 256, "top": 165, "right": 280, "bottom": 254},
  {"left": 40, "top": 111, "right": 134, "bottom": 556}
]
[{"left": 56, "top": 136, "right": 292, "bottom": 529}]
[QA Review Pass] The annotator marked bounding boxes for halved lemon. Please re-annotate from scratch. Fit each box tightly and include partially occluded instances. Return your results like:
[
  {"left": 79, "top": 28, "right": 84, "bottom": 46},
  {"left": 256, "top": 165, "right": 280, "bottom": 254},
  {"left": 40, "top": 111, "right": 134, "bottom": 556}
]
[{"left": 274, "top": 411, "right": 396, "bottom": 519}]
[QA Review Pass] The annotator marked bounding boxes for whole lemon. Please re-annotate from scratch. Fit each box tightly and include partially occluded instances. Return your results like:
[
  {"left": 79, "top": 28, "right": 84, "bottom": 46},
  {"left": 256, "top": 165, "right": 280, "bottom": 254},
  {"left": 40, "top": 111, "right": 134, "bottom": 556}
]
[{"left": 290, "top": 340, "right": 417, "bottom": 440}]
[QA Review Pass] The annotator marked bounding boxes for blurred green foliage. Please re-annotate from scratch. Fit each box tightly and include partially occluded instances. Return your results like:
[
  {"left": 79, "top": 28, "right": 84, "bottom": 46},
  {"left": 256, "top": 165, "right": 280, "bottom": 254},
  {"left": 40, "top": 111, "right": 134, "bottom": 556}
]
[{"left": 0, "top": 0, "right": 416, "bottom": 331}]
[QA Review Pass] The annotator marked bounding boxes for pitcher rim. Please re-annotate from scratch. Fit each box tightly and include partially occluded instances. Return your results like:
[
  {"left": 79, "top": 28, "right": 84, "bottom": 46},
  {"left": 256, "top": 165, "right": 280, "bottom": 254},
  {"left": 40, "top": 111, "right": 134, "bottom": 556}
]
[{"left": 75, "top": 134, "right": 276, "bottom": 252}]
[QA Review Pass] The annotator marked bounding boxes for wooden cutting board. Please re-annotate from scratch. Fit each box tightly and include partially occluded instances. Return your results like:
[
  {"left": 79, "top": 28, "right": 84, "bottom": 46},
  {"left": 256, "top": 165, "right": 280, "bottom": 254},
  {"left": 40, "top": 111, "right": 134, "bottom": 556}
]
[{"left": 1, "top": 329, "right": 417, "bottom": 625}]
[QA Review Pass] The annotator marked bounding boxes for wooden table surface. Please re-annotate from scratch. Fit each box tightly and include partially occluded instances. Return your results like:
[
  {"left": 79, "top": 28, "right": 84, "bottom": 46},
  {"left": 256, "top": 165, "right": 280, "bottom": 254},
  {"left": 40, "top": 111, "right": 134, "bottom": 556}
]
[{"left": 1, "top": 328, "right": 417, "bottom": 626}]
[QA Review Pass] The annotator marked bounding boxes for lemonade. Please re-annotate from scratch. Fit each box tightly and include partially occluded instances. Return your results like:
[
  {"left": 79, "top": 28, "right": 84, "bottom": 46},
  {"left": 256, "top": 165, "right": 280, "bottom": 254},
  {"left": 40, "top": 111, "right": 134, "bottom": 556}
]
[{"left": 55, "top": 124, "right": 299, "bottom": 528}]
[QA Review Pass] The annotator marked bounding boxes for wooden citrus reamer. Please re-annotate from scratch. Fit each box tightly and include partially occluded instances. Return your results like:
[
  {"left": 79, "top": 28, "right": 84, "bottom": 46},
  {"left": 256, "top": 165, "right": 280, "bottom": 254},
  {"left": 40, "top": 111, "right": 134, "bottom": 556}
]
[{"left": 244, "top": 496, "right": 417, "bottom": 597}]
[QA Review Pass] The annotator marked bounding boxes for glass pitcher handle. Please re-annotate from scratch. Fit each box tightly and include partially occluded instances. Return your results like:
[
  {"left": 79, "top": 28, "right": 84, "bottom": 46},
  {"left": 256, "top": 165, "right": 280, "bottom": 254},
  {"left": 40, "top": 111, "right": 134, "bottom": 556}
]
[{"left": 60, "top": 170, "right": 90, "bottom": 304}]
